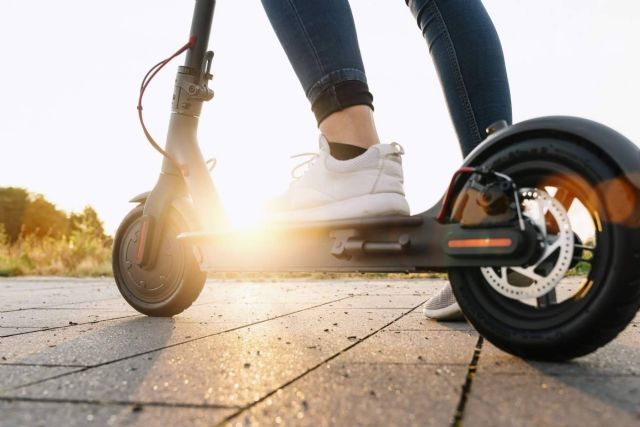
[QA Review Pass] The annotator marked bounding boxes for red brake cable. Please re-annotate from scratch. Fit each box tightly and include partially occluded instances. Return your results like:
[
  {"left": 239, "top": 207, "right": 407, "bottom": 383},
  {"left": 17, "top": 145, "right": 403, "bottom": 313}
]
[{"left": 137, "top": 36, "right": 196, "bottom": 177}]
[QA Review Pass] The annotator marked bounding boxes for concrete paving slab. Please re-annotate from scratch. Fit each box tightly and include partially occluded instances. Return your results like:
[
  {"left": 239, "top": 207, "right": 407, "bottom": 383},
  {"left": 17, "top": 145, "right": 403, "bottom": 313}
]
[
  {"left": 240, "top": 363, "right": 467, "bottom": 427},
  {"left": 0, "top": 292, "right": 364, "bottom": 366},
  {"left": 38, "top": 298, "right": 136, "bottom": 311},
  {"left": 1, "top": 277, "right": 638, "bottom": 426},
  {"left": 0, "top": 365, "right": 80, "bottom": 389},
  {"left": 0, "top": 327, "right": 45, "bottom": 337},
  {"left": 0, "top": 278, "right": 119, "bottom": 310},
  {"left": 0, "top": 299, "right": 335, "bottom": 329},
  {"left": 478, "top": 325, "right": 640, "bottom": 375},
  {"left": 0, "top": 311, "right": 318, "bottom": 367},
  {"left": 0, "top": 308, "right": 139, "bottom": 329},
  {"left": 340, "top": 330, "right": 478, "bottom": 365},
  {"left": 0, "top": 278, "right": 357, "bottom": 311},
  {"left": 0, "top": 277, "right": 111, "bottom": 292},
  {"left": 356, "top": 280, "right": 440, "bottom": 296},
  {"left": 180, "top": 299, "right": 355, "bottom": 324},
  {"left": 0, "top": 317, "right": 176, "bottom": 366},
  {"left": 464, "top": 370, "right": 640, "bottom": 427},
  {"left": 321, "top": 294, "right": 428, "bottom": 309},
  {"left": 387, "top": 311, "right": 475, "bottom": 332},
  {"left": 1, "top": 294, "right": 122, "bottom": 312},
  {"left": 5, "top": 307, "right": 416, "bottom": 407},
  {"left": 0, "top": 400, "right": 235, "bottom": 427},
  {"left": 463, "top": 333, "right": 640, "bottom": 426},
  {"left": 195, "top": 279, "right": 395, "bottom": 303}
]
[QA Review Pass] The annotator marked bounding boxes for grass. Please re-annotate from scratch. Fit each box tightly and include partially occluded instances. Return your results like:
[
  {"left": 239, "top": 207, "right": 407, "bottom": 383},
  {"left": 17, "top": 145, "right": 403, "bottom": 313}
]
[{"left": 0, "top": 228, "right": 111, "bottom": 277}]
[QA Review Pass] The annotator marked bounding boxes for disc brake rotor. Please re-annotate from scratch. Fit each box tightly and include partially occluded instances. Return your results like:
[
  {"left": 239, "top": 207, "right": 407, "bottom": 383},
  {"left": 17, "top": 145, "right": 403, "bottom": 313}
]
[{"left": 480, "top": 188, "right": 574, "bottom": 300}]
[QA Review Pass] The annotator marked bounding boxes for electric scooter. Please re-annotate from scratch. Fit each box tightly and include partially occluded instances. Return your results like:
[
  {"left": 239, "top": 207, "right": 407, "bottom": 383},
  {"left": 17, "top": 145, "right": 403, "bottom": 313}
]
[{"left": 113, "top": 0, "right": 640, "bottom": 360}]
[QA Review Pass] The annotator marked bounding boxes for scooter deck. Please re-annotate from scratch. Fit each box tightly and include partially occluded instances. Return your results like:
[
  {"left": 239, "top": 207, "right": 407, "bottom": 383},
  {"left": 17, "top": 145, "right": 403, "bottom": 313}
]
[{"left": 178, "top": 210, "right": 536, "bottom": 273}]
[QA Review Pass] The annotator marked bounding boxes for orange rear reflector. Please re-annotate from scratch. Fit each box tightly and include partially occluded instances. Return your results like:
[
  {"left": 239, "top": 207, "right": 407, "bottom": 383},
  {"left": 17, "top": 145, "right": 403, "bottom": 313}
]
[{"left": 447, "top": 238, "right": 512, "bottom": 248}]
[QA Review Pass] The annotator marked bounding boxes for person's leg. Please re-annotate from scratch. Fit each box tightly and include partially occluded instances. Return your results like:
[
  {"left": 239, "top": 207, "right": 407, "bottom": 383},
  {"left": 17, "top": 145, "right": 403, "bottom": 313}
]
[
  {"left": 261, "top": 0, "right": 380, "bottom": 149},
  {"left": 320, "top": 105, "right": 380, "bottom": 149},
  {"left": 406, "top": 0, "right": 512, "bottom": 156},
  {"left": 262, "top": 0, "right": 409, "bottom": 221},
  {"left": 405, "top": 0, "right": 512, "bottom": 319}
]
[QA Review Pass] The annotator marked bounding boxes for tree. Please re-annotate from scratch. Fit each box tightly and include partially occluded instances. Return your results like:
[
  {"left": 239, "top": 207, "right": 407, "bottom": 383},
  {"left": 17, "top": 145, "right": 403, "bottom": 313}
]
[
  {"left": 0, "top": 187, "right": 28, "bottom": 242},
  {"left": 21, "top": 194, "right": 69, "bottom": 238},
  {"left": 0, "top": 188, "right": 111, "bottom": 245},
  {"left": 69, "top": 206, "right": 110, "bottom": 244}
]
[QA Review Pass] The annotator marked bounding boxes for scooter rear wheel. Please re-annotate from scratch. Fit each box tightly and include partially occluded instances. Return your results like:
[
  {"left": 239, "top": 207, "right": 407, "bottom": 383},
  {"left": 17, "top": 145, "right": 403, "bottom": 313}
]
[
  {"left": 112, "top": 205, "right": 206, "bottom": 317},
  {"left": 449, "top": 137, "right": 640, "bottom": 360}
]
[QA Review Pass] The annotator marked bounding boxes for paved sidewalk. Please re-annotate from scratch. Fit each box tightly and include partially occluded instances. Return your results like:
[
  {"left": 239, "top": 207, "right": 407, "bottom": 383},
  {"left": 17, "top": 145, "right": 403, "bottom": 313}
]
[{"left": 0, "top": 278, "right": 638, "bottom": 426}]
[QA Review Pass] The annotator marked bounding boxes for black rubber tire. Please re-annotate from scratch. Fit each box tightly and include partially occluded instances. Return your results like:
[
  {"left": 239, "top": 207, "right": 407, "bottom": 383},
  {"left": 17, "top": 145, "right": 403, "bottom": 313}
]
[
  {"left": 112, "top": 205, "right": 206, "bottom": 317},
  {"left": 449, "top": 137, "right": 640, "bottom": 360}
]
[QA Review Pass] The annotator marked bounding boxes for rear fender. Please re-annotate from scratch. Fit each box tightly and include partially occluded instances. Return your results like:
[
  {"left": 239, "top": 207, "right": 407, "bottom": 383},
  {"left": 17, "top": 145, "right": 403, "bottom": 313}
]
[{"left": 465, "top": 116, "right": 640, "bottom": 189}]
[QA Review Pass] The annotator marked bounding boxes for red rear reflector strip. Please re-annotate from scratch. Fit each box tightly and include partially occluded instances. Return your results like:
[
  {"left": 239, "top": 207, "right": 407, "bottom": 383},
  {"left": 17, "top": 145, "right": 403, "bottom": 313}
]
[{"left": 447, "top": 238, "right": 512, "bottom": 248}]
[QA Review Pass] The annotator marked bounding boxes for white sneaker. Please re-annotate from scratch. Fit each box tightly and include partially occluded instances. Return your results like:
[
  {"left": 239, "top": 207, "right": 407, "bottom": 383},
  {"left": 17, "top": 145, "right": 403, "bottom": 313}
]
[
  {"left": 270, "top": 136, "right": 410, "bottom": 222},
  {"left": 423, "top": 283, "right": 465, "bottom": 321}
]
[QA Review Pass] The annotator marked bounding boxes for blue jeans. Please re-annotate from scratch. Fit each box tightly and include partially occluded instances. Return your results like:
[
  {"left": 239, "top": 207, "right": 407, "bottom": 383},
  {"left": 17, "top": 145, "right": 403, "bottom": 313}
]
[{"left": 261, "top": 0, "right": 512, "bottom": 156}]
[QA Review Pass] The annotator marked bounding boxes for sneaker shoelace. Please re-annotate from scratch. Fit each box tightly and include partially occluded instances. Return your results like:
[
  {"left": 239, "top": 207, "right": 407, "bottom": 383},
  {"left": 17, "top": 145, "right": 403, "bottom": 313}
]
[
  {"left": 290, "top": 152, "right": 319, "bottom": 179},
  {"left": 289, "top": 143, "right": 403, "bottom": 180}
]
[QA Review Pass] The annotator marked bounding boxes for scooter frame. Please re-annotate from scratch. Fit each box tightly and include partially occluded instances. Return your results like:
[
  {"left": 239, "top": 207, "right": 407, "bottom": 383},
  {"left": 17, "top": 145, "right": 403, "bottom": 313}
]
[
  {"left": 117, "top": 0, "right": 640, "bottom": 360},
  {"left": 134, "top": 0, "right": 640, "bottom": 275}
]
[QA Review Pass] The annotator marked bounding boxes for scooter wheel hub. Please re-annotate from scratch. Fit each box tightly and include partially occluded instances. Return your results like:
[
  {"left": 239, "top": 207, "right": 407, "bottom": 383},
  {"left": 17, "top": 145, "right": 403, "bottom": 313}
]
[{"left": 480, "top": 188, "right": 574, "bottom": 300}]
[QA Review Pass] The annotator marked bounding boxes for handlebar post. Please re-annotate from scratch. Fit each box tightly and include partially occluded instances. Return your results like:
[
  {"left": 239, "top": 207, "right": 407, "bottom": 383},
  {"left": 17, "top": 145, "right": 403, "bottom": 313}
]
[{"left": 185, "top": 0, "right": 216, "bottom": 75}]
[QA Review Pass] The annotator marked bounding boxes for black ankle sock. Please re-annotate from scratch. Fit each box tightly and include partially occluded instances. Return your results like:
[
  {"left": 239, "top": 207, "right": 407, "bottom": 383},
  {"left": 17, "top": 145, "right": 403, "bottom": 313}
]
[{"left": 328, "top": 142, "right": 367, "bottom": 160}]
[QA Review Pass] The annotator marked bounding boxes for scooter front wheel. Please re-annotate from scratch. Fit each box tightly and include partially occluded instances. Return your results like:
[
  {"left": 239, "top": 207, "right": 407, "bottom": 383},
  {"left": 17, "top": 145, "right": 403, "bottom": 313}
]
[
  {"left": 449, "top": 136, "right": 640, "bottom": 360},
  {"left": 112, "top": 205, "right": 206, "bottom": 316}
]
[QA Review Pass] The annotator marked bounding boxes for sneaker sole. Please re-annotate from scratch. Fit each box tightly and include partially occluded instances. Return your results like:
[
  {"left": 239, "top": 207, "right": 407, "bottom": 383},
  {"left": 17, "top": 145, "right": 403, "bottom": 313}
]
[
  {"left": 423, "top": 302, "right": 466, "bottom": 321},
  {"left": 273, "top": 193, "right": 410, "bottom": 223}
]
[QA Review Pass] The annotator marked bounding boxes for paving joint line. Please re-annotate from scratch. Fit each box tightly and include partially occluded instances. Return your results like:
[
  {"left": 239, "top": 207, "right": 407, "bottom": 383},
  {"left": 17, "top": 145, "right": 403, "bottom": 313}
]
[
  {"left": 0, "top": 368, "right": 89, "bottom": 395},
  {"left": 0, "top": 297, "right": 124, "bottom": 314},
  {"left": 387, "top": 331, "right": 477, "bottom": 334},
  {"left": 0, "top": 396, "right": 239, "bottom": 410},
  {"left": 387, "top": 328, "right": 475, "bottom": 332},
  {"left": 0, "top": 314, "right": 144, "bottom": 338},
  {"left": 0, "top": 285, "right": 110, "bottom": 294},
  {"left": 355, "top": 293, "right": 431, "bottom": 296},
  {"left": 0, "top": 362, "right": 88, "bottom": 368},
  {"left": 343, "top": 361, "right": 469, "bottom": 366},
  {"left": 5, "top": 293, "right": 371, "bottom": 392},
  {"left": 1, "top": 326, "right": 44, "bottom": 330},
  {"left": 486, "top": 371, "right": 640, "bottom": 377},
  {"left": 316, "top": 306, "right": 417, "bottom": 310},
  {"left": 4, "top": 297, "right": 238, "bottom": 315},
  {"left": 217, "top": 299, "right": 428, "bottom": 427},
  {"left": 2, "top": 307, "right": 132, "bottom": 312},
  {"left": 450, "top": 336, "right": 484, "bottom": 427}
]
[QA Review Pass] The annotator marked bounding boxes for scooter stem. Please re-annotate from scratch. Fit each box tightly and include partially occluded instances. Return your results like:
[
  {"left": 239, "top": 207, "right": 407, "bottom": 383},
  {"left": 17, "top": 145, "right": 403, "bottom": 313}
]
[
  {"left": 161, "top": 0, "right": 222, "bottom": 232},
  {"left": 140, "top": 0, "right": 221, "bottom": 268},
  {"left": 185, "top": 0, "right": 216, "bottom": 72}
]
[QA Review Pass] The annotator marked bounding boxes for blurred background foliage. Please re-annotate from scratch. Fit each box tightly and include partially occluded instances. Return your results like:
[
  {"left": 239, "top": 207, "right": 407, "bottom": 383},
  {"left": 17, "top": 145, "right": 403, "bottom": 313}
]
[{"left": 0, "top": 187, "right": 112, "bottom": 276}]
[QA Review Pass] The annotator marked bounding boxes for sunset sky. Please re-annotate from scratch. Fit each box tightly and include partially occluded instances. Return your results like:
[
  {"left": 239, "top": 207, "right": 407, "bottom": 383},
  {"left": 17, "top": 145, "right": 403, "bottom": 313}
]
[{"left": 1, "top": 1, "right": 639, "bottom": 233}]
